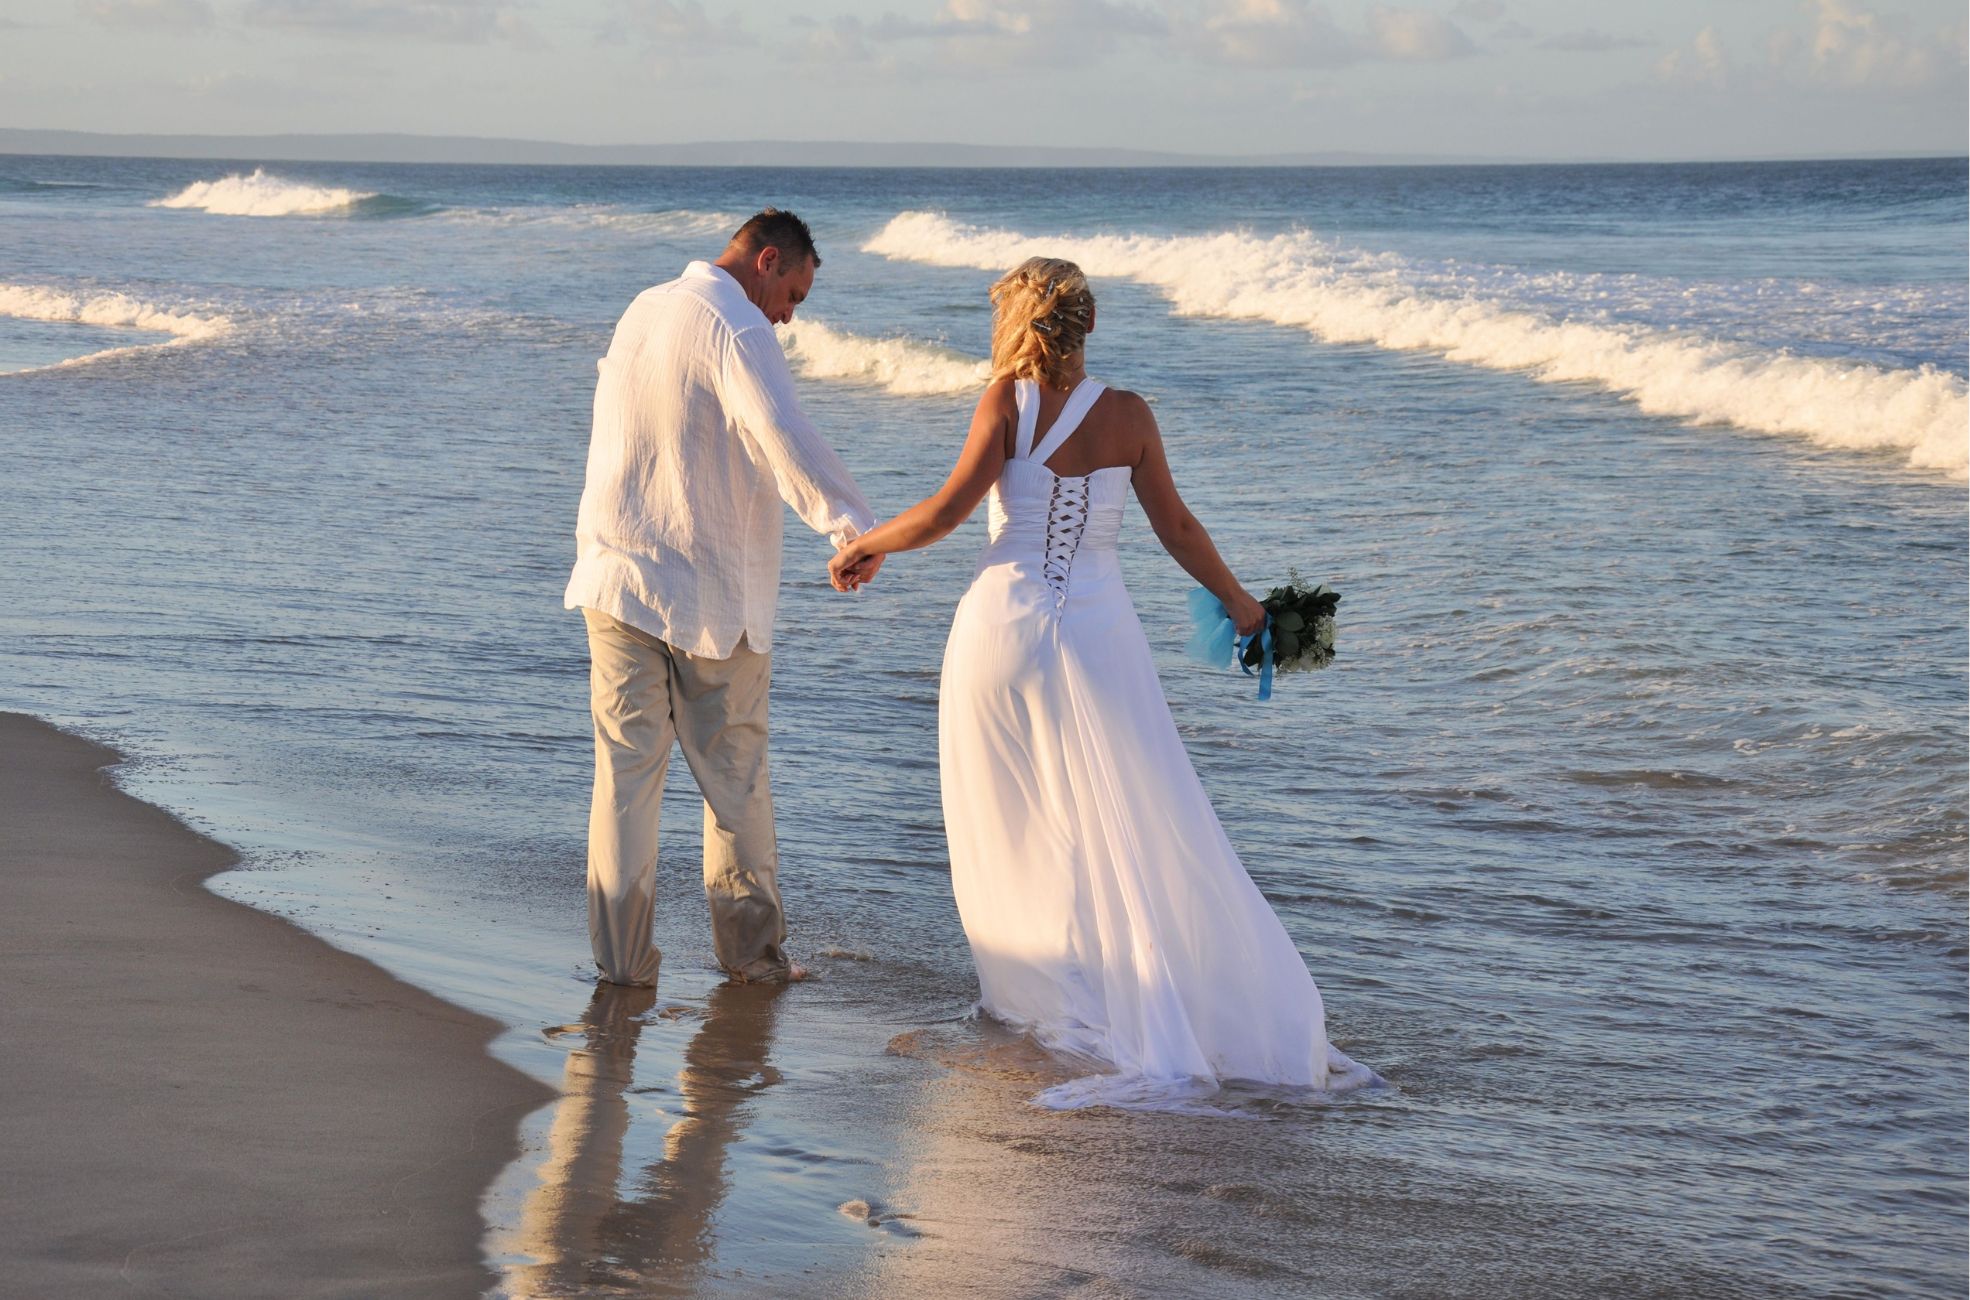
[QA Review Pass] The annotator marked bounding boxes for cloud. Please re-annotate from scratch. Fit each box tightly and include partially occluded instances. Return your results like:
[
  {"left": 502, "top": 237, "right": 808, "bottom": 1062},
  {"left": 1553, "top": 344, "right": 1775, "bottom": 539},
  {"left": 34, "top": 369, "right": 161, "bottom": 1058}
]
[
  {"left": 783, "top": 13, "right": 937, "bottom": 72},
  {"left": 788, "top": 15, "right": 879, "bottom": 63},
  {"left": 804, "top": 0, "right": 1164, "bottom": 68},
  {"left": 1804, "top": 0, "right": 1944, "bottom": 88},
  {"left": 243, "top": 0, "right": 535, "bottom": 44},
  {"left": 921, "top": 0, "right": 1163, "bottom": 50},
  {"left": 1188, "top": 0, "right": 1357, "bottom": 67},
  {"left": 606, "top": 0, "right": 753, "bottom": 49},
  {"left": 927, "top": 0, "right": 1166, "bottom": 42},
  {"left": 1537, "top": 29, "right": 1648, "bottom": 53},
  {"left": 83, "top": 0, "right": 217, "bottom": 31},
  {"left": 1448, "top": 0, "right": 1529, "bottom": 38},
  {"left": 1655, "top": 24, "right": 1728, "bottom": 88},
  {"left": 783, "top": 0, "right": 1471, "bottom": 74},
  {"left": 1189, "top": 0, "right": 1471, "bottom": 68},
  {"left": 1366, "top": 5, "right": 1474, "bottom": 60}
]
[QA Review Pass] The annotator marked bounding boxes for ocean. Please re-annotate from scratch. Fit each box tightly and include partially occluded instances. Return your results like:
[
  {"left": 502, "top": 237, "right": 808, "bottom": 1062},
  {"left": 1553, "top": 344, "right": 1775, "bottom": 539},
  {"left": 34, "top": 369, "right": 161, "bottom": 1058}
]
[{"left": 1, "top": 154, "right": 1964, "bottom": 1297}]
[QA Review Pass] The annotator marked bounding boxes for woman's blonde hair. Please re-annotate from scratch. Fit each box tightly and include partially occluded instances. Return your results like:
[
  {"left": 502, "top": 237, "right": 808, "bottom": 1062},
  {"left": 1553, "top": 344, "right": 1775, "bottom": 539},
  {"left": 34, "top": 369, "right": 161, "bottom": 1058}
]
[{"left": 989, "top": 257, "right": 1095, "bottom": 388}]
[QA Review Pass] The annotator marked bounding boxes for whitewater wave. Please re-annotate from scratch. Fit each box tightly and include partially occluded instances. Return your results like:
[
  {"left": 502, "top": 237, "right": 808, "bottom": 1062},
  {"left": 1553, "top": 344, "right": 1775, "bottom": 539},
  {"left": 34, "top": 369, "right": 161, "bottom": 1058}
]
[
  {"left": 865, "top": 212, "right": 1969, "bottom": 477},
  {"left": 151, "top": 169, "right": 380, "bottom": 218},
  {"left": 778, "top": 318, "right": 988, "bottom": 396},
  {"left": 438, "top": 205, "right": 741, "bottom": 237},
  {"left": 0, "top": 283, "right": 233, "bottom": 372}
]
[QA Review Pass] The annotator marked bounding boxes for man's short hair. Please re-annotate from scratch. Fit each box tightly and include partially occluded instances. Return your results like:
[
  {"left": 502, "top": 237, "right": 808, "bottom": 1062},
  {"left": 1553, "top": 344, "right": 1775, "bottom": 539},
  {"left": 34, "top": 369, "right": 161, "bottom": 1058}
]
[{"left": 729, "top": 208, "right": 821, "bottom": 270}]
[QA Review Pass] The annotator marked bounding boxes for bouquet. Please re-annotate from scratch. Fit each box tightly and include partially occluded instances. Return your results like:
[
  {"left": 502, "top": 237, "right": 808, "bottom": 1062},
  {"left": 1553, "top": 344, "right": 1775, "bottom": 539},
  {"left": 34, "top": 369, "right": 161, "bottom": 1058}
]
[{"left": 1186, "top": 570, "right": 1340, "bottom": 700}]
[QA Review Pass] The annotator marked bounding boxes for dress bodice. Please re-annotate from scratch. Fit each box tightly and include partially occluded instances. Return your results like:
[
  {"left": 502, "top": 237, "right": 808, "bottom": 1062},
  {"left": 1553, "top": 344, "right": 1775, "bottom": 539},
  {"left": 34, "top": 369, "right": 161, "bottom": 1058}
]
[
  {"left": 980, "top": 379, "right": 1129, "bottom": 608},
  {"left": 986, "top": 460, "right": 1131, "bottom": 553}
]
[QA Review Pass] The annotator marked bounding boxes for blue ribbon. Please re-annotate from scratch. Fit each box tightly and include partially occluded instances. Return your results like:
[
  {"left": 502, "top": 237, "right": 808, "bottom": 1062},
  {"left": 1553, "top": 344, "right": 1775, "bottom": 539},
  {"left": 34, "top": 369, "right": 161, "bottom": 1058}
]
[
  {"left": 1240, "top": 621, "right": 1275, "bottom": 702},
  {"left": 1185, "top": 587, "right": 1272, "bottom": 701}
]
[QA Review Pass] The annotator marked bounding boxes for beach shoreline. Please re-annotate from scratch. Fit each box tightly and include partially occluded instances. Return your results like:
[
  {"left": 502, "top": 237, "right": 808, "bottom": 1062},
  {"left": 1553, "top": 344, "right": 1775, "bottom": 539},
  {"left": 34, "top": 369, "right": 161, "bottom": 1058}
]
[
  {"left": 0, "top": 712, "right": 555, "bottom": 1297},
  {"left": 2, "top": 152, "right": 1963, "bottom": 1297}
]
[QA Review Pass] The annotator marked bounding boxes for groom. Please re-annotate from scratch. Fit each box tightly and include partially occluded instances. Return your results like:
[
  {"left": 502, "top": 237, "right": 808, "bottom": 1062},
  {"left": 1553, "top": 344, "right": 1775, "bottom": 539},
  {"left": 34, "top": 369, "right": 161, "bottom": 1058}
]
[{"left": 564, "top": 209, "right": 878, "bottom": 987}]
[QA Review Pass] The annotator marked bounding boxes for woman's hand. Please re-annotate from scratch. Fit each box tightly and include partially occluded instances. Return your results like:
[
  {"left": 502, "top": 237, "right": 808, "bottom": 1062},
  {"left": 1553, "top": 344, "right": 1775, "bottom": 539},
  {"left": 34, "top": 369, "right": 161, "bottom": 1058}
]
[
  {"left": 829, "top": 545, "right": 882, "bottom": 592},
  {"left": 1230, "top": 592, "right": 1267, "bottom": 638}
]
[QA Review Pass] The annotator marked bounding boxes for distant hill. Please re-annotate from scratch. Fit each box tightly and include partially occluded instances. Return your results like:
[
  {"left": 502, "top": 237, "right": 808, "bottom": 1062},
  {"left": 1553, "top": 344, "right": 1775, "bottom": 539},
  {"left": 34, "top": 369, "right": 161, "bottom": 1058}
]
[{"left": 0, "top": 129, "right": 1509, "bottom": 168}]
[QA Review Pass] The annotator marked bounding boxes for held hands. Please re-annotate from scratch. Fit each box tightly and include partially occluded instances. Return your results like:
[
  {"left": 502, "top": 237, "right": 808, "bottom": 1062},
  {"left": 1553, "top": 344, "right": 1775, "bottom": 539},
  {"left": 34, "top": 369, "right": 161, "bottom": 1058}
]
[{"left": 829, "top": 544, "right": 884, "bottom": 593}]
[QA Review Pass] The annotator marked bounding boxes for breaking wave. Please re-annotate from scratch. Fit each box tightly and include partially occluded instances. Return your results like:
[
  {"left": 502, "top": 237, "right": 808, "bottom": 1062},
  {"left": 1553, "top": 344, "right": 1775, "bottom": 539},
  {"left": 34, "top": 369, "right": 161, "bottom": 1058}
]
[
  {"left": 864, "top": 212, "right": 1969, "bottom": 477},
  {"left": 778, "top": 318, "right": 989, "bottom": 396},
  {"left": 150, "top": 169, "right": 389, "bottom": 218},
  {"left": 437, "top": 205, "right": 741, "bottom": 237},
  {"left": 0, "top": 283, "right": 233, "bottom": 372},
  {"left": 148, "top": 175, "right": 730, "bottom": 228}
]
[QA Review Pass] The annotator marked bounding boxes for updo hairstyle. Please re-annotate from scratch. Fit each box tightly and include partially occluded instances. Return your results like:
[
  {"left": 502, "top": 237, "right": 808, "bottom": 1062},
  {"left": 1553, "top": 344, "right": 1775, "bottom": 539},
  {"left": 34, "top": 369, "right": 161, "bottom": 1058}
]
[{"left": 989, "top": 257, "right": 1095, "bottom": 388}]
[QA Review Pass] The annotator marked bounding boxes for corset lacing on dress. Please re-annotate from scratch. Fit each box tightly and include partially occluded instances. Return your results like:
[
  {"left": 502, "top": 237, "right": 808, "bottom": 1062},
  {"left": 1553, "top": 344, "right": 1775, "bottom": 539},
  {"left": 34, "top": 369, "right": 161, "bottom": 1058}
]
[{"left": 1042, "top": 475, "right": 1091, "bottom": 609}]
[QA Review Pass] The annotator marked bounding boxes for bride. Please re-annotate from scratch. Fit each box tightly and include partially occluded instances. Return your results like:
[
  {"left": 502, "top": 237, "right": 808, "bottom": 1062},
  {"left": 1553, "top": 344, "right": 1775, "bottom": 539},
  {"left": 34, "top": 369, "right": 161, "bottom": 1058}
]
[{"left": 829, "top": 257, "right": 1374, "bottom": 1109}]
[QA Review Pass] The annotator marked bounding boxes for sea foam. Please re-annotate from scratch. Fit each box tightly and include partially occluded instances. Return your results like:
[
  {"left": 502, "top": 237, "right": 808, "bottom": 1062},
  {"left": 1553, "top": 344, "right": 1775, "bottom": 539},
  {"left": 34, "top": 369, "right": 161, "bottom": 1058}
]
[
  {"left": 151, "top": 169, "right": 376, "bottom": 217},
  {"left": 0, "top": 283, "right": 233, "bottom": 371},
  {"left": 865, "top": 212, "right": 1969, "bottom": 477},
  {"left": 438, "top": 205, "right": 741, "bottom": 237},
  {"left": 778, "top": 318, "right": 988, "bottom": 396}
]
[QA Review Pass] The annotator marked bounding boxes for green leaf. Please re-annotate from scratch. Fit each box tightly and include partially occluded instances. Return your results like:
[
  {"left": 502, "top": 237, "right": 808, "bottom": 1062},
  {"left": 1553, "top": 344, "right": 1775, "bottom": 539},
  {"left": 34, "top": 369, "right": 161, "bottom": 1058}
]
[{"left": 1274, "top": 611, "right": 1306, "bottom": 633}]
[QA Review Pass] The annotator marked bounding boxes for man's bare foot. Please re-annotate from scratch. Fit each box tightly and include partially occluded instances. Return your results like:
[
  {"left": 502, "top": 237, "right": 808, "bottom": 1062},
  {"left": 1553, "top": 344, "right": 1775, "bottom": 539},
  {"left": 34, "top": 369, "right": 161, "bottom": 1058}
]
[{"left": 727, "top": 959, "right": 811, "bottom": 985}]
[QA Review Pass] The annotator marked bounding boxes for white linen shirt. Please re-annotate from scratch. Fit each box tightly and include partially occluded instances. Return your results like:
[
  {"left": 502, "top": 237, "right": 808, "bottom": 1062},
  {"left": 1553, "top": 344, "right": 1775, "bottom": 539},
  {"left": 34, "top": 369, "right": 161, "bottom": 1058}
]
[{"left": 563, "top": 262, "right": 876, "bottom": 657}]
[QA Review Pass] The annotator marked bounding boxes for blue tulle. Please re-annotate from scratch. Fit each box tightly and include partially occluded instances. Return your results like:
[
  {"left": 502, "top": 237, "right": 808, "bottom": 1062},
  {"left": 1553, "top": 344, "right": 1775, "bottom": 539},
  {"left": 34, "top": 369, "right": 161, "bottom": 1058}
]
[
  {"left": 1186, "top": 587, "right": 1273, "bottom": 700},
  {"left": 1185, "top": 587, "right": 1237, "bottom": 667}
]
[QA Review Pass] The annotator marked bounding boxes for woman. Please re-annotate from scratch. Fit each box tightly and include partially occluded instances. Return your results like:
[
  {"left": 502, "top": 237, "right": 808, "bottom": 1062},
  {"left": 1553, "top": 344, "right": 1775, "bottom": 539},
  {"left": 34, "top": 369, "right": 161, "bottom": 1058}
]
[{"left": 830, "top": 258, "right": 1373, "bottom": 1109}]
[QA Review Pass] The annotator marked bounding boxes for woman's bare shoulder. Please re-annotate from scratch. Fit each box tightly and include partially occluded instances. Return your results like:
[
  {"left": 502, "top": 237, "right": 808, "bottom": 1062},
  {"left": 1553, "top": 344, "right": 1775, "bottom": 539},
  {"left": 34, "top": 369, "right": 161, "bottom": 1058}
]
[
  {"left": 979, "top": 375, "right": 1018, "bottom": 406},
  {"left": 1100, "top": 386, "right": 1158, "bottom": 439},
  {"left": 974, "top": 376, "right": 1019, "bottom": 429}
]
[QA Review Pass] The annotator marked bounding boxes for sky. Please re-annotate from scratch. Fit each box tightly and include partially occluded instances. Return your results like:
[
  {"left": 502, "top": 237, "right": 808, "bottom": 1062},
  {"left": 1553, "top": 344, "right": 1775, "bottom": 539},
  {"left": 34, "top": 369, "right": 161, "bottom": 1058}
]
[{"left": 0, "top": 0, "right": 1964, "bottom": 160}]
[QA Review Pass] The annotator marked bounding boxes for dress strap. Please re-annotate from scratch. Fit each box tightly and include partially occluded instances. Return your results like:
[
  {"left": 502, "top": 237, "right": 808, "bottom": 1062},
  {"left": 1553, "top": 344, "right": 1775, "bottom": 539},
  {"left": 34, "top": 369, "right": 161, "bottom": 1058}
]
[
  {"left": 1012, "top": 380, "right": 1041, "bottom": 460},
  {"left": 1028, "top": 379, "right": 1106, "bottom": 467}
]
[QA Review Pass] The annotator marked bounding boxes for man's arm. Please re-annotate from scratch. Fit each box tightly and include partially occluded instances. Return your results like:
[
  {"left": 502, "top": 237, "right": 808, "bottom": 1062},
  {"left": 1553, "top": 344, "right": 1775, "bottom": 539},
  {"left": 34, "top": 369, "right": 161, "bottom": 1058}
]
[{"left": 722, "top": 324, "right": 876, "bottom": 547}]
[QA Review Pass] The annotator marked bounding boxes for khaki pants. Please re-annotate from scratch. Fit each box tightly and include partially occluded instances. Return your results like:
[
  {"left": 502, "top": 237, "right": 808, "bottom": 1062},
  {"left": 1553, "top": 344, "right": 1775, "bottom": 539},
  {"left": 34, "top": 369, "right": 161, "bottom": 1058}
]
[{"left": 582, "top": 608, "right": 787, "bottom": 986}]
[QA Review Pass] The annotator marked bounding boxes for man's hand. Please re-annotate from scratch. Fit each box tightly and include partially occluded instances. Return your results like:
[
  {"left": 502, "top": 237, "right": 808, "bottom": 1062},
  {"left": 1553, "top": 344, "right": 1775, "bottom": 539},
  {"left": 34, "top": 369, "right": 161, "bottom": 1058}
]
[{"left": 829, "top": 546, "right": 883, "bottom": 592}]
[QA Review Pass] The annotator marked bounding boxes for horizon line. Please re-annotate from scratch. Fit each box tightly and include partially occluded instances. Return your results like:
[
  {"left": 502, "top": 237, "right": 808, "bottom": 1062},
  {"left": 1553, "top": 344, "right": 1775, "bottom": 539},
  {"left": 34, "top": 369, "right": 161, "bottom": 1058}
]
[{"left": 1, "top": 127, "right": 1963, "bottom": 170}]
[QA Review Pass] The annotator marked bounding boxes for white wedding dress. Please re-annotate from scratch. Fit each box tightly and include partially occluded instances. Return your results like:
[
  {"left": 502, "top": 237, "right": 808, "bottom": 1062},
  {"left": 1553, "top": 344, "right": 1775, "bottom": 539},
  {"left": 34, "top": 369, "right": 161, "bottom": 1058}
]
[{"left": 939, "top": 377, "right": 1376, "bottom": 1110}]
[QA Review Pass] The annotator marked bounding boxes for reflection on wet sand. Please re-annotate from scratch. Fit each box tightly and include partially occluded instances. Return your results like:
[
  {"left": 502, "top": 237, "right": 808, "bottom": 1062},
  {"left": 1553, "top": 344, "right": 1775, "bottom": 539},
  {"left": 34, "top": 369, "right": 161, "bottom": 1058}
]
[
  {"left": 498, "top": 980, "right": 781, "bottom": 1298},
  {"left": 867, "top": 1018, "right": 1410, "bottom": 1299}
]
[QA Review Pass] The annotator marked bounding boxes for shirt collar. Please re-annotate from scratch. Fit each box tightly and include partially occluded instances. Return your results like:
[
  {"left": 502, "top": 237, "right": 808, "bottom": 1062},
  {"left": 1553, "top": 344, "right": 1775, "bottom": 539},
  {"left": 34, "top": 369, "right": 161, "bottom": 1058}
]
[
  {"left": 686, "top": 260, "right": 767, "bottom": 328},
  {"left": 686, "top": 260, "right": 739, "bottom": 287}
]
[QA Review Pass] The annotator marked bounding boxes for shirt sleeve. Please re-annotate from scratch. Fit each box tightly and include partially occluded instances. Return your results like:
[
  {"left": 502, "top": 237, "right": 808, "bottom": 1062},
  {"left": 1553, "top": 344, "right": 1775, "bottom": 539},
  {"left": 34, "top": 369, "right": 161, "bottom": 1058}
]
[{"left": 721, "top": 324, "right": 877, "bottom": 547}]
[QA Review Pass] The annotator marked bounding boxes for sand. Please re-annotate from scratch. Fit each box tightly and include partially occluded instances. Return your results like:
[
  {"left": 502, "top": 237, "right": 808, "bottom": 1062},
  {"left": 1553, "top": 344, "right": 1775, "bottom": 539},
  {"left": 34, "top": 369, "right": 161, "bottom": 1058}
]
[{"left": 0, "top": 713, "right": 555, "bottom": 1297}]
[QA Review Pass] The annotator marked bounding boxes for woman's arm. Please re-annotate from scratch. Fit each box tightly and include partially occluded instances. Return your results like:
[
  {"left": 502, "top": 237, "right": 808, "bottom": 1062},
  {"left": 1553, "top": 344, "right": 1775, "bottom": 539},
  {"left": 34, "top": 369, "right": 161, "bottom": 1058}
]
[
  {"left": 1126, "top": 395, "right": 1267, "bottom": 636},
  {"left": 829, "top": 380, "right": 1016, "bottom": 590}
]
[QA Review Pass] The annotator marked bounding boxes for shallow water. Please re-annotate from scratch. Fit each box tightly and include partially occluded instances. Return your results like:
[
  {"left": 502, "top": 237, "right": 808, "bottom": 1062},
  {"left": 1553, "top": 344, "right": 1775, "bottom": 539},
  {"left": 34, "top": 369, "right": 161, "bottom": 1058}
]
[{"left": 1, "top": 154, "right": 1964, "bottom": 1297}]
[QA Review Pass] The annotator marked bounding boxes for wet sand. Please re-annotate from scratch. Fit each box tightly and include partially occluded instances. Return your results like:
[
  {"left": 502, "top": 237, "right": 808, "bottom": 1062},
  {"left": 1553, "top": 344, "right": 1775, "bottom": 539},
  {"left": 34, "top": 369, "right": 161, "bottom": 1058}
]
[{"left": 0, "top": 713, "right": 555, "bottom": 1297}]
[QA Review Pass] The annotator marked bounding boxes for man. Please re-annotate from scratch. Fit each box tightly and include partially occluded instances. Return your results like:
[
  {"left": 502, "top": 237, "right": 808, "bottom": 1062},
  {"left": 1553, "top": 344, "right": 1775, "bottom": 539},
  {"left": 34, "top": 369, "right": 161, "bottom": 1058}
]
[{"left": 564, "top": 209, "right": 879, "bottom": 987}]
